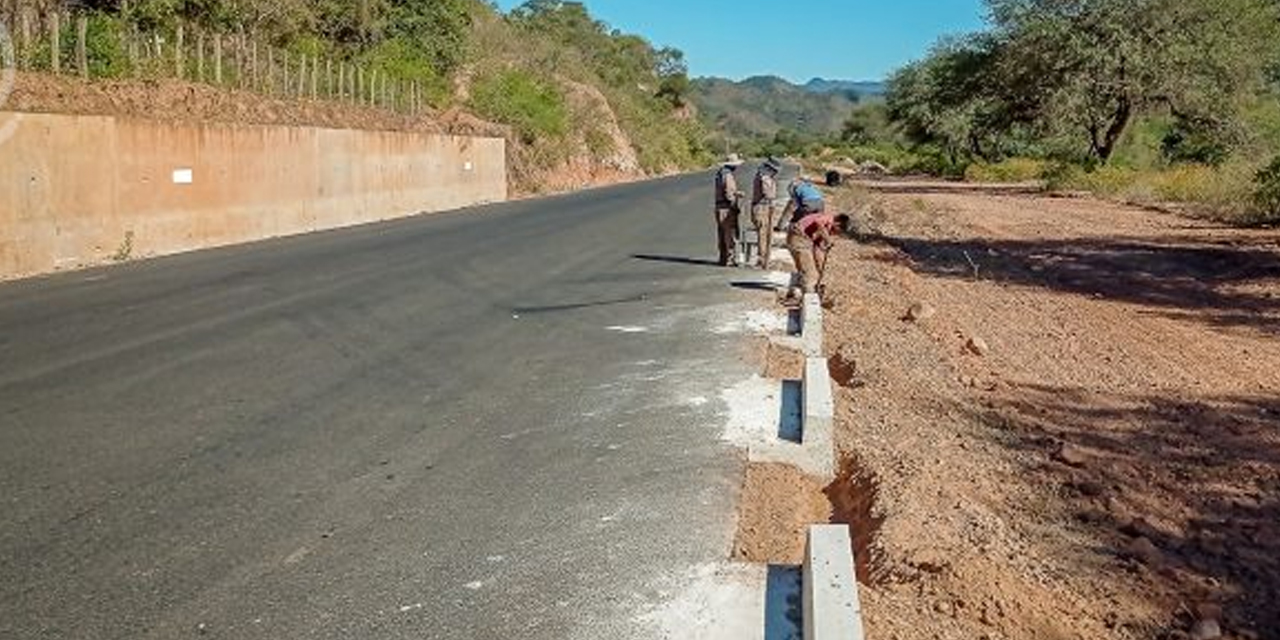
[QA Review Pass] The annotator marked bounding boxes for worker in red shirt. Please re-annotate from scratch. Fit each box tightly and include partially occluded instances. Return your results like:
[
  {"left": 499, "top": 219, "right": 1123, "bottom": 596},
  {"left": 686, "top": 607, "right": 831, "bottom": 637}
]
[{"left": 787, "top": 211, "right": 852, "bottom": 295}]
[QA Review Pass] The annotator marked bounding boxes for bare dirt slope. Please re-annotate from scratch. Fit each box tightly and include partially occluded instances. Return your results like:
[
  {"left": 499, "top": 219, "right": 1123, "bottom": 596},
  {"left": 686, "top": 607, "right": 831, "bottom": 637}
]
[{"left": 825, "top": 181, "right": 1279, "bottom": 640}]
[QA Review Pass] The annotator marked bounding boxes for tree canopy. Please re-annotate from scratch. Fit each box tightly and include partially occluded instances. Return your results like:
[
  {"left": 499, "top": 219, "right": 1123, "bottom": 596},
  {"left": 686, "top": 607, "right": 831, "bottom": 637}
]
[{"left": 887, "top": 0, "right": 1280, "bottom": 164}]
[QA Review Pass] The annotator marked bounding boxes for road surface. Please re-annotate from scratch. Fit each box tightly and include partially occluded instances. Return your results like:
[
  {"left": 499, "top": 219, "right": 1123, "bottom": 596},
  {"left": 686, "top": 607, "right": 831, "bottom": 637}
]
[{"left": 0, "top": 172, "right": 780, "bottom": 639}]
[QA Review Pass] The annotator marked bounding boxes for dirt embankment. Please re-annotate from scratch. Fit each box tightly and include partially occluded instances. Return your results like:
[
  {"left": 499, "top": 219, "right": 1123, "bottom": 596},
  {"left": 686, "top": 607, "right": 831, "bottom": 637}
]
[{"left": 823, "top": 180, "right": 1279, "bottom": 639}]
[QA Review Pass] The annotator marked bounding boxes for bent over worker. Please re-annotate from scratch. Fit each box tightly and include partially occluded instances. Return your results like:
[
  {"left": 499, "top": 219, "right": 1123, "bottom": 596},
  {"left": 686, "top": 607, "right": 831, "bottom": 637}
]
[
  {"left": 786, "top": 211, "right": 852, "bottom": 295},
  {"left": 713, "top": 154, "right": 746, "bottom": 267},
  {"left": 751, "top": 157, "right": 782, "bottom": 269},
  {"left": 780, "top": 178, "right": 826, "bottom": 228}
]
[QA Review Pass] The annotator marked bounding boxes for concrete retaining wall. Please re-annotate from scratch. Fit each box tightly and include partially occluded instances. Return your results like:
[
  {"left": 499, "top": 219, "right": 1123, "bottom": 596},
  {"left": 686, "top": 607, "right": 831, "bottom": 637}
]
[{"left": 0, "top": 112, "right": 507, "bottom": 279}]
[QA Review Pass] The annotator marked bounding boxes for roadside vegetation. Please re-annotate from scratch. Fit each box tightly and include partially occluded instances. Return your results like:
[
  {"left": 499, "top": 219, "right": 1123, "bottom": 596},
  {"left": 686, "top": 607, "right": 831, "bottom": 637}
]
[
  {"left": 766, "top": 0, "right": 1280, "bottom": 226},
  {"left": 0, "top": 0, "right": 712, "bottom": 192}
]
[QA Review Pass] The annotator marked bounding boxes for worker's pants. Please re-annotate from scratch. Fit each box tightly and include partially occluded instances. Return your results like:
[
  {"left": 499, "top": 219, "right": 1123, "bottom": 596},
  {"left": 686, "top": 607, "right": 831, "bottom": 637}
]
[
  {"left": 786, "top": 231, "right": 821, "bottom": 293},
  {"left": 715, "top": 204, "right": 740, "bottom": 266},
  {"left": 751, "top": 204, "right": 775, "bottom": 268}
]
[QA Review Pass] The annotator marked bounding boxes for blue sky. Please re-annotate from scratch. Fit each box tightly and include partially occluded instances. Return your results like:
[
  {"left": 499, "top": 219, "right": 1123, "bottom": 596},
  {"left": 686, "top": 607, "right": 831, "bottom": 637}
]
[{"left": 491, "top": 1, "right": 990, "bottom": 82}]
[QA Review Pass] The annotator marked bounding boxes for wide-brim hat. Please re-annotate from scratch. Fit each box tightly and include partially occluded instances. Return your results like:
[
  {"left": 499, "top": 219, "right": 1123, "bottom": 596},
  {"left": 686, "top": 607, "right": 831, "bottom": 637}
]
[
  {"left": 763, "top": 156, "right": 782, "bottom": 172},
  {"left": 723, "top": 153, "right": 744, "bottom": 167}
]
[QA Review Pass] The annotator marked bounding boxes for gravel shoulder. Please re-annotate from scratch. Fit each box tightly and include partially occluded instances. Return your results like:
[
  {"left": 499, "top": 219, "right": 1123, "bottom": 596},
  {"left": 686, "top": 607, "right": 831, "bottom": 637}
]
[{"left": 824, "top": 181, "right": 1280, "bottom": 640}]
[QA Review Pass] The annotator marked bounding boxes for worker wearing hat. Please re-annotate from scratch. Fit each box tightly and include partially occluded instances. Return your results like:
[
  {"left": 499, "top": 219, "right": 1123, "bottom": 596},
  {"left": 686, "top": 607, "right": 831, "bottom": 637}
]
[
  {"left": 750, "top": 157, "right": 782, "bottom": 269},
  {"left": 713, "top": 153, "right": 746, "bottom": 267}
]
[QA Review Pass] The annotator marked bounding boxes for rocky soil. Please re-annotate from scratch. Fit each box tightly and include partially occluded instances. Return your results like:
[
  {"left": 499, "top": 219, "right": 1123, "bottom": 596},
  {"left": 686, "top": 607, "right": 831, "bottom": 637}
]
[{"left": 821, "top": 181, "right": 1280, "bottom": 640}]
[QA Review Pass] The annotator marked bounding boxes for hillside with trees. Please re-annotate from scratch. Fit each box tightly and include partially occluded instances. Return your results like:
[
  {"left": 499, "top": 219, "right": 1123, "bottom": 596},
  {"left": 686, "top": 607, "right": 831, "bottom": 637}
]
[
  {"left": 0, "top": 0, "right": 710, "bottom": 193},
  {"left": 689, "top": 75, "right": 877, "bottom": 157},
  {"left": 850, "top": 0, "right": 1280, "bottom": 224}
]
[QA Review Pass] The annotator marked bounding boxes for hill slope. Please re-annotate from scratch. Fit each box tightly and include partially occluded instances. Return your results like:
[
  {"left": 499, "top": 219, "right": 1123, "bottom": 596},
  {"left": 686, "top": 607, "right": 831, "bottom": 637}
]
[
  {"left": 690, "top": 75, "right": 861, "bottom": 143},
  {"left": 803, "top": 78, "right": 887, "bottom": 97}
]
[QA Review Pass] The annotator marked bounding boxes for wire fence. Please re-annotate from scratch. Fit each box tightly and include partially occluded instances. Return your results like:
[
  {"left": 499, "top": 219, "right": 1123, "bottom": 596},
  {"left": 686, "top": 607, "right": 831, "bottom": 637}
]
[{"left": 0, "top": 7, "right": 432, "bottom": 115}]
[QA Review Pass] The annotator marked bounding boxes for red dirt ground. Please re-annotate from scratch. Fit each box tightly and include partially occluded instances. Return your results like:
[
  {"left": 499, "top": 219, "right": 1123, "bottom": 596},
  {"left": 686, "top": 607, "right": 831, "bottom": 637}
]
[{"left": 822, "top": 181, "right": 1279, "bottom": 640}]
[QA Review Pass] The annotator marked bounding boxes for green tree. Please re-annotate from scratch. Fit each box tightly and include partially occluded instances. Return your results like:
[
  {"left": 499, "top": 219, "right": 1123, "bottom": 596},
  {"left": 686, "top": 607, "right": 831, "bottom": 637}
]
[{"left": 986, "top": 0, "right": 1280, "bottom": 162}]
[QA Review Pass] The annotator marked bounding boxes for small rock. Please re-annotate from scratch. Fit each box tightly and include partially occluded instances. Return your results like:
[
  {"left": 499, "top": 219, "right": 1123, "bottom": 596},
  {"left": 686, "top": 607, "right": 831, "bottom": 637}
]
[
  {"left": 1074, "top": 480, "right": 1106, "bottom": 497},
  {"left": 1189, "top": 618, "right": 1222, "bottom": 640},
  {"left": 933, "top": 600, "right": 954, "bottom": 616},
  {"left": 1193, "top": 603, "right": 1222, "bottom": 620},
  {"left": 1053, "top": 442, "right": 1088, "bottom": 468},
  {"left": 1120, "top": 516, "right": 1158, "bottom": 539},
  {"left": 906, "top": 302, "right": 937, "bottom": 322},
  {"left": 965, "top": 336, "right": 990, "bottom": 356},
  {"left": 1126, "top": 536, "right": 1163, "bottom": 566}
]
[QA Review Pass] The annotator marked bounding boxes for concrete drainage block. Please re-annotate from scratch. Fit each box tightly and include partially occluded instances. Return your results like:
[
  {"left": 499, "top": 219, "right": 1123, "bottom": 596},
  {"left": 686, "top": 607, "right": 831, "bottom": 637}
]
[
  {"left": 802, "top": 293, "right": 824, "bottom": 358},
  {"left": 805, "top": 525, "right": 866, "bottom": 640},
  {"left": 803, "top": 357, "right": 835, "bottom": 480}
]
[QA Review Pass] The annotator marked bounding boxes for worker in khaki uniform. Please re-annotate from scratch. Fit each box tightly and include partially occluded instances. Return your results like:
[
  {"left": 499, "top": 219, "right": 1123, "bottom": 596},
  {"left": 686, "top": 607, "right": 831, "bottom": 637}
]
[
  {"left": 787, "top": 210, "right": 851, "bottom": 295},
  {"left": 751, "top": 158, "right": 782, "bottom": 269},
  {"left": 713, "top": 154, "right": 746, "bottom": 267}
]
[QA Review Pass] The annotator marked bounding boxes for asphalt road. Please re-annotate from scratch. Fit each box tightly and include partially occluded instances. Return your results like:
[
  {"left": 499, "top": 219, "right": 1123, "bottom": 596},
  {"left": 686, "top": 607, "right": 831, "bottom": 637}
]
[{"left": 0, "top": 171, "right": 779, "bottom": 639}]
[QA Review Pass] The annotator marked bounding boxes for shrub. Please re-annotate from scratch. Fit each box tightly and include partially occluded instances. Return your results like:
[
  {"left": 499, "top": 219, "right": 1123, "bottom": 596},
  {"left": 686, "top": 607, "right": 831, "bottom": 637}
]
[
  {"left": 1252, "top": 155, "right": 1280, "bottom": 223},
  {"left": 964, "top": 158, "right": 1049, "bottom": 183},
  {"left": 470, "top": 69, "right": 569, "bottom": 144}
]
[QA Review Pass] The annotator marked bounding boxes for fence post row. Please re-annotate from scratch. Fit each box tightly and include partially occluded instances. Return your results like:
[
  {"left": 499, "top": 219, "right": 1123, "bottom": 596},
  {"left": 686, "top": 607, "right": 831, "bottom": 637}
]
[{"left": 0, "top": 9, "right": 421, "bottom": 113}]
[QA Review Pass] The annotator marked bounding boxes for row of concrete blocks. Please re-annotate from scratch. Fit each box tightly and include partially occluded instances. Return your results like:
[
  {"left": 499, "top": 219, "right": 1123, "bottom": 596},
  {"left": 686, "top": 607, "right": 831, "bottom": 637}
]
[{"left": 800, "top": 293, "right": 866, "bottom": 640}]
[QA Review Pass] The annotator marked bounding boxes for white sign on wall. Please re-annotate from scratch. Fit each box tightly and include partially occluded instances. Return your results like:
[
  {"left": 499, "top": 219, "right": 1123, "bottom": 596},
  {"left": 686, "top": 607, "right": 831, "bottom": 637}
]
[{"left": 172, "top": 168, "right": 194, "bottom": 185}]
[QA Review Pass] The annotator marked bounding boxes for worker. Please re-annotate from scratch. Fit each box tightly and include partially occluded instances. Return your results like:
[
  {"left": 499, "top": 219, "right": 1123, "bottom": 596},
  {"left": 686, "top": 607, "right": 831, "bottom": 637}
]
[
  {"left": 779, "top": 177, "right": 826, "bottom": 229},
  {"left": 714, "top": 153, "right": 746, "bottom": 267},
  {"left": 786, "top": 211, "right": 852, "bottom": 295},
  {"left": 751, "top": 157, "right": 782, "bottom": 269}
]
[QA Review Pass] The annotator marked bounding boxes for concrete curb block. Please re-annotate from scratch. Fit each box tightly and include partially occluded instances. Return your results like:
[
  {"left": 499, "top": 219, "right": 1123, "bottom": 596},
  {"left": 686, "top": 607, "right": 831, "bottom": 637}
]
[
  {"left": 802, "top": 294, "right": 823, "bottom": 358},
  {"left": 804, "top": 525, "right": 866, "bottom": 640},
  {"left": 803, "top": 357, "right": 835, "bottom": 480}
]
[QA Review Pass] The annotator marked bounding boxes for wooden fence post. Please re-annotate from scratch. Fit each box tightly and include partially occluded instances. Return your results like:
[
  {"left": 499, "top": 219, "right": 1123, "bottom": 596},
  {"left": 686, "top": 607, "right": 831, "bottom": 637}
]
[
  {"left": 19, "top": 9, "right": 31, "bottom": 71},
  {"left": 325, "top": 58, "right": 333, "bottom": 99},
  {"left": 236, "top": 29, "right": 245, "bottom": 89},
  {"left": 174, "top": 24, "right": 184, "bottom": 79},
  {"left": 338, "top": 62, "right": 345, "bottom": 100},
  {"left": 76, "top": 15, "right": 88, "bottom": 79},
  {"left": 280, "top": 52, "right": 289, "bottom": 97},
  {"left": 213, "top": 33, "right": 222, "bottom": 85},
  {"left": 196, "top": 30, "right": 205, "bottom": 82},
  {"left": 311, "top": 55, "right": 318, "bottom": 99},
  {"left": 297, "top": 54, "right": 306, "bottom": 97},
  {"left": 49, "top": 10, "right": 60, "bottom": 74}
]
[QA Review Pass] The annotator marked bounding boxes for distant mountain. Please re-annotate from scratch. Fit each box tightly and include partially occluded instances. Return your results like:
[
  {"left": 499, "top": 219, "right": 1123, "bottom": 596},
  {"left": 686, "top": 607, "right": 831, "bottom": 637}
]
[
  {"left": 690, "top": 75, "right": 864, "bottom": 142},
  {"left": 803, "top": 78, "right": 887, "bottom": 97}
]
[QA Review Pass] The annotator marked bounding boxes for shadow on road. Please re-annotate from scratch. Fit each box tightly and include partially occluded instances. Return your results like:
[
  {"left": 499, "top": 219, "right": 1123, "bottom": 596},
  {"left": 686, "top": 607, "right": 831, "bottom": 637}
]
[{"left": 632, "top": 254, "right": 723, "bottom": 268}]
